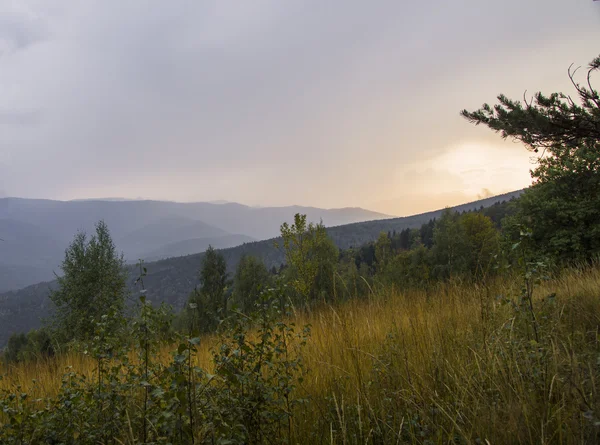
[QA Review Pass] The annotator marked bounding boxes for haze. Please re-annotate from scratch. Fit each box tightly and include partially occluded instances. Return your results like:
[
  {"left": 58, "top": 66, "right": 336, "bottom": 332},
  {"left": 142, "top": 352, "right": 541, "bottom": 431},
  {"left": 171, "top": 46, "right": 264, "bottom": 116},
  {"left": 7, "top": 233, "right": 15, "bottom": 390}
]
[{"left": 1, "top": 1, "right": 599, "bottom": 216}]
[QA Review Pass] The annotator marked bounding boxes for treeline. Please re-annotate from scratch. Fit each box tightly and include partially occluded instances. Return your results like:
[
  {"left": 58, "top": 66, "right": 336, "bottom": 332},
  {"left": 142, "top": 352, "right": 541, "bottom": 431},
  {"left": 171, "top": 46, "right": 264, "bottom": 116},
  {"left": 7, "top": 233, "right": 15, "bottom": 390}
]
[
  {"left": 0, "top": 184, "right": 578, "bottom": 363},
  {"left": 0, "top": 192, "right": 522, "bottom": 349},
  {"left": 1, "top": 51, "right": 599, "bottom": 444}
]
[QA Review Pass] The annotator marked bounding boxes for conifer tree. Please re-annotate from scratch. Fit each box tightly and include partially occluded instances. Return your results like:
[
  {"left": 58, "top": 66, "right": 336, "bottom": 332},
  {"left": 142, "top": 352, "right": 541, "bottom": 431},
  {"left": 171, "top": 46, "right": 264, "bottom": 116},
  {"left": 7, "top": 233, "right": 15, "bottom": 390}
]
[
  {"left": 184, "top": 245, "right": 230, "bottom": 333},
  {"left": 233, "top": 255, "right": 271, "bottom": 313},
  {"left": 462, "top": 54, "right": 600, "bottom": 261}
]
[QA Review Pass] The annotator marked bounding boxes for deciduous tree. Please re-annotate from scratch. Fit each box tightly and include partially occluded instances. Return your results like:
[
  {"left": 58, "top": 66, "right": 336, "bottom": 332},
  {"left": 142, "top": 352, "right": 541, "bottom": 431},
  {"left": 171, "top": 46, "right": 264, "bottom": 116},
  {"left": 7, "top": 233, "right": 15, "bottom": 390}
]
[
  {"left": 278, "top": 214, "right": 338, "bottom": 303},
  {"left": 49, "top": 220, "right": 128, "bottom": 343}
]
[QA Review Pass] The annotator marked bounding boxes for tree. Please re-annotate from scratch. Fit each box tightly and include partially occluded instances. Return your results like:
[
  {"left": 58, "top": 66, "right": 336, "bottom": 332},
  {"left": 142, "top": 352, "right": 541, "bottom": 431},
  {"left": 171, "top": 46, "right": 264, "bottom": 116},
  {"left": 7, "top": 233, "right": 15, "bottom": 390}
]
[
  {"left": 460, "top": 212, "right": 500, "bottom": 279},
  {"left": 4, "top": 328, "right": 54, "bottom": 363},
  {"left": 4, "top": 333, "right": 27, "bottom": 363},
  {"left": 462, "top": 54, "right": 600, "bottom": 262},
  {"left": 312, "top": 227, "right": 339, "bottom": 302},
  {"left": 181, "top": 288, "right": 213, "bottom": 334},
  {"left": 398, "top": 228, "right": 411, "bottom": 250},
  {"left": 420, "top": 219, "right": 436, "bottom": 248},
  {"left": 377, "top": 244, "right": 432, "bottom": 290},
  {"left": 374, "top": 232, "right": 392, "bottom": 272},
  {"left": 278, "top": 214, "right": 338, "bottom": 303},
  {"left": 184, "top": 245, "right": 230, "bottom": 333},
  {"left": 233, "top": 255, "right": 271, "bottom": 313},
  {"left": 49, "top": 220, "right": 128, "bottom": 343},
  {"left": 200, "top": 246, "right": 229, "bottom": 310},
  {"left": 355, "top": 243, "right": 376, "bottom": 271},
  {"left": 432, "top": 210, "right": 469, "bottom": 279},
  {"left": 337, "top": 250, "right": 370, "bottom": 300}
]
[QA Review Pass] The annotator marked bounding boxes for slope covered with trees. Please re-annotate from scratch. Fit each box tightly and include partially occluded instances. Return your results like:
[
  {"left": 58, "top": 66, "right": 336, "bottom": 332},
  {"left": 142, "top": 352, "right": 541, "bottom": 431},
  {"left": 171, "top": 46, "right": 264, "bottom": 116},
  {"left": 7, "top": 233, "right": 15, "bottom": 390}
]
[
  {"left": 0, "top": 191, "right": 520, "bottom": 347},
  {"left": 2, "top": 49, "right": 600, "bottom": 444},
  {"left": 0, "top": 198, "right": 389, "bottom": 292}
]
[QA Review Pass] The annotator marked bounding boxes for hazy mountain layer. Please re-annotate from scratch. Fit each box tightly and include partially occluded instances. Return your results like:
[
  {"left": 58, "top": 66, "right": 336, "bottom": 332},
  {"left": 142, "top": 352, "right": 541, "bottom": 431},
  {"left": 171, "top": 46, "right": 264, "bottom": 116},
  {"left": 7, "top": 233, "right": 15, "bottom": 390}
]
[
  {"left": 0, "top": 190, "right": 522, "bottom": 347},
  {"left": 141, "top": 234, "right": 256, "bottom": 262},
  {"left": 0, "top": 198, "right": 388, "bottom": 292}
]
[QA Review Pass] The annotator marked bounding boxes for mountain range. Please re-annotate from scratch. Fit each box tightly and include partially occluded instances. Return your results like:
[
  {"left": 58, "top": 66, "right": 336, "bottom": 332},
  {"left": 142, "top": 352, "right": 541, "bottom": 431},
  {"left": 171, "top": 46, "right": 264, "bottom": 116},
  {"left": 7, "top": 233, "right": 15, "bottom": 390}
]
[
  {"left": 0, "top": 190, "right": 523, "bottom": 347},
  {"left": 0, "top": 198, "right": 389, "bottom": 293}
]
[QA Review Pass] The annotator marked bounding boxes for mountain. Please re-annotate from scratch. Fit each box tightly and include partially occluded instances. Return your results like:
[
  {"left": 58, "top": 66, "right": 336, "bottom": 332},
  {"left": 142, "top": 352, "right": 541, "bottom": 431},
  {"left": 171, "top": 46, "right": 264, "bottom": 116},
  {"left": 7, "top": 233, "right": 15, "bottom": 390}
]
[
  {"left": 0, "top": 219, "right": 67, "bottom": 293},
  {"left": 70, "top": 197, "right": 139, "bottom": 202},
  {"left": 0, "top": 198, "right": 389, "bottom": 292},
  {"left": 119, "top": 216, "right": 229, "bottom": 260},
  {"left": 142, "top": 234, "right": 256, "bottom": 262},
  {"left": 0, "top": 190, "right": 522, "bottom": 348},
  {"left": 0, "top": 263, "right": 57, "bottom": 294}
]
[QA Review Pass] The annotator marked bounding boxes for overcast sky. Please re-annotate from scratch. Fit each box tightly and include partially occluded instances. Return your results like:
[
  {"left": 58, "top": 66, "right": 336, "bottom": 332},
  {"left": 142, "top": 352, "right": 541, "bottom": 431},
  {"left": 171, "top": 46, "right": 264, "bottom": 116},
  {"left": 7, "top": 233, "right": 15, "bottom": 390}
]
[{"left": 1, "top": 1, "right": 599, "bottom": 216}]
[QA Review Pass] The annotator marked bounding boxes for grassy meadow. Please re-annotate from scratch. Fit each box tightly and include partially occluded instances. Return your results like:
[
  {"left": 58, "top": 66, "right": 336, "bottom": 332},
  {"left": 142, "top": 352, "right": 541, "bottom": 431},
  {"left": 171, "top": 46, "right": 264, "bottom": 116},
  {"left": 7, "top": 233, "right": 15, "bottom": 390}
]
[{"left": 2, "top": 264, "right": 600, "bottom": 444}]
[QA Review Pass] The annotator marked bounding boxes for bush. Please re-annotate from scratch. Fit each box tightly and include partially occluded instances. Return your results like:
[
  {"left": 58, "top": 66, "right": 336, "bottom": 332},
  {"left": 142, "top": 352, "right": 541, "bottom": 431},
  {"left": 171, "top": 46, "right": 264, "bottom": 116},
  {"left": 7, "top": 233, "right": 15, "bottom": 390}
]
[
  {"left": 4, "top": 328, "right": 55, "bottom": 364},
  {"left": 0, "top": 285, "right": 310, "bottom": 444}
]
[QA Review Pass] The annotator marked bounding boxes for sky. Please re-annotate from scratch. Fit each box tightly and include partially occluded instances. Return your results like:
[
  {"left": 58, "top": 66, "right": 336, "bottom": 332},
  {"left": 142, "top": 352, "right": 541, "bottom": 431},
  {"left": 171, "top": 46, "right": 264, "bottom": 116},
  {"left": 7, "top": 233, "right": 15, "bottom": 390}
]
[{"left": 1, "top": 1, "right": 599, "bottom": 216}]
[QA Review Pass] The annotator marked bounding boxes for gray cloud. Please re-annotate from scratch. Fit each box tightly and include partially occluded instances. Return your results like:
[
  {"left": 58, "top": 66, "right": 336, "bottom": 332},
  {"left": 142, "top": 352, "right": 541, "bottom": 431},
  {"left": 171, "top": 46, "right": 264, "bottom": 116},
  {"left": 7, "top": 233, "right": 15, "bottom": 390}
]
[
  {"left": 0, "top": 8, "right": 49, "bottom": 54},
  {"left": 0, "top": 109, "right": 41, "bottom": 126},
  {"left": 1, "top": 0, "right": 599, "bottom": 214}
]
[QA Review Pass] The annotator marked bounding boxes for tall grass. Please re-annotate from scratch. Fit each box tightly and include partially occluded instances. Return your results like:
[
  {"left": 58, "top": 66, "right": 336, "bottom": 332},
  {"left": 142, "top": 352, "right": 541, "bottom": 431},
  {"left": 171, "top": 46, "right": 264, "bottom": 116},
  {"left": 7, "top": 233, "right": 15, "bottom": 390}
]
[{"left": 3, "top": 265, "right": 600, "bottom": 443}]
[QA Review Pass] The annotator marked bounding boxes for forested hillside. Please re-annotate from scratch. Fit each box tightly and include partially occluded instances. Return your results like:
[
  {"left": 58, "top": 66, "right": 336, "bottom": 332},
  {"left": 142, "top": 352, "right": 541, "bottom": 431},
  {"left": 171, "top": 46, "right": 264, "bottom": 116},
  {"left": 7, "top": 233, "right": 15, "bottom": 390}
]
[
  {"left": 2, "top": 36, "right": 600, "bottom": 444},
  {"left": 0, "top": 190, "right": 520, "bottom": 347},
  {"left": 0, "top": 198, "right": 388, "bottom": 292}
]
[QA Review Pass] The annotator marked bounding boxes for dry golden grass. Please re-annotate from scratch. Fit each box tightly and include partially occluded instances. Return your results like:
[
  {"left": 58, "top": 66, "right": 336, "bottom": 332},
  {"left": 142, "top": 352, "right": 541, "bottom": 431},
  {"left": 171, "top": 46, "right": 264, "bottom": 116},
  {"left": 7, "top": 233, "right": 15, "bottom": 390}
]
[
  {"left": 0, "top": 336, "right": 217, "bottom": 399},
  {"left": 3, "top": 265, "right": 600, "bottom": 443},
  {"left": 296, "top": 266, "right": 600, "bottom": 443}
]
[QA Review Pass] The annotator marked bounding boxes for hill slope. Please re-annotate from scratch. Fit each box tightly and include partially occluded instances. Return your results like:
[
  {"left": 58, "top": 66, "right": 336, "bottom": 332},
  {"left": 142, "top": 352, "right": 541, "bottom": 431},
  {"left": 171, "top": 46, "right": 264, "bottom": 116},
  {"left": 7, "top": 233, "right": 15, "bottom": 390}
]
[
  {"left": 119, "top": 216, "right": 230, "bottom": 260},
  {"left": 142, "top": 234, "right": 256, "bottom": 262},
  {"left": 2, "top": 264, "right": 597, "bottom": 442},
  {"left": 0, "top": 198, "right": 388, "bottom": 291},
  {"left": 0, "top": 190, "right": 522, "bottom": 347}
]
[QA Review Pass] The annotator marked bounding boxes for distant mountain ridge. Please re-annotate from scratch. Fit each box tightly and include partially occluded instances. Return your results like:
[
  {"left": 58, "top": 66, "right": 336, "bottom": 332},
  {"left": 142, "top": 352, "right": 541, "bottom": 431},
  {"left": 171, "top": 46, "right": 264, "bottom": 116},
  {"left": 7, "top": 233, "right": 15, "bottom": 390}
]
[
  {"left": 142, "top": 234, "right": 256, "bottom": 262},
  {"left": 0, "top": 190, "right": 522, "bottom": 348},
  {"left": 0, "top": 197, "right": 389, "bottom": 293}
]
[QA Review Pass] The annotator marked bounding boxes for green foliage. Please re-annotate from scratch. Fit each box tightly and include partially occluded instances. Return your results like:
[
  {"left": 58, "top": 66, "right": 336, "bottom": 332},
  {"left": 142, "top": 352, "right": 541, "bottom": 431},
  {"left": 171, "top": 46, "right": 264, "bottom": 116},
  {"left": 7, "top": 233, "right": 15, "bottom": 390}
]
[
  {"left": 232, "top": 255, "right": 272, "bottom": 313},
  {"left": 377, "top": 243, "right": 432, "bottom": 290},
  {"left": 461, "top": 57, "right": 600, "bottom": 163},
  {"left": 460, "top": 212, "right": 500, "bottom": 279},
  {"left": 356, "top": 210, "right": 501, "bottom": 291},
  {"left": 463, "top": 54, "right": 600, "bottom": 263},
  {"left": 49, "top": 220, "right": 128, "bottom": 345},
  {"left": 210, "top": 288, "right": 310, "bottom": 443},
  {"left": 3, "top": 333, "right": 28, "bottom": 364},
  {"left": 4, "top": 329, "right": 55, "bottom": 364},
  {"left": 419, "top": 218, "right": 435, "bottom": 248},
  {"left": 5, "top": 50, "right": 600, "bottom": 444},
  {"left": 3, "top": 195, "right": 600, "bottom": 443},
  {"left": 335, "top": 250, "right": 371, "bottom": 300},
  {"left": 181, "top": 245, "right": 231, "bottom": 334},
  {"left": 430, "top": 209, "right": 500, "bottom": 280},
  {"left": 480, "top": 199, "right": 517, "bottom": 228},
  {"left": 179, "top": 289, "right": 213, "bottom": 335},
  {"left": 0, "top": 285, "right": 309, "bottom": 444},
  {"left": 278, "top": 213, "right": 338, "bottom": 304},
  {"left": 432, "top": 209, "right": 469, "bottom": 279},
  {"left": 374, "top": 232, "right": 392, "bottom": 271},
  {"left": 0, "top": 193, "right": 520, "bottom": 348},
  {"left": 199, "top": 245, "right": 230, "bottom": 318},
  {"left": 505, "top": 176, "right": 600, "bottom": 262}
]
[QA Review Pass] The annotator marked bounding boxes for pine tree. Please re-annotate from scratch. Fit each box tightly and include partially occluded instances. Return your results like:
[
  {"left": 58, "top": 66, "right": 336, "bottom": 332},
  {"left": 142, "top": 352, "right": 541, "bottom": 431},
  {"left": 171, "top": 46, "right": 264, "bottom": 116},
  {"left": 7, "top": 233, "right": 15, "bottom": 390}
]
[
  {"left": 462, "top": 54, "right": 600, "bottom": 262},
  {"left": 183, "top": 245, "right": 230, "bottom": 333}
]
